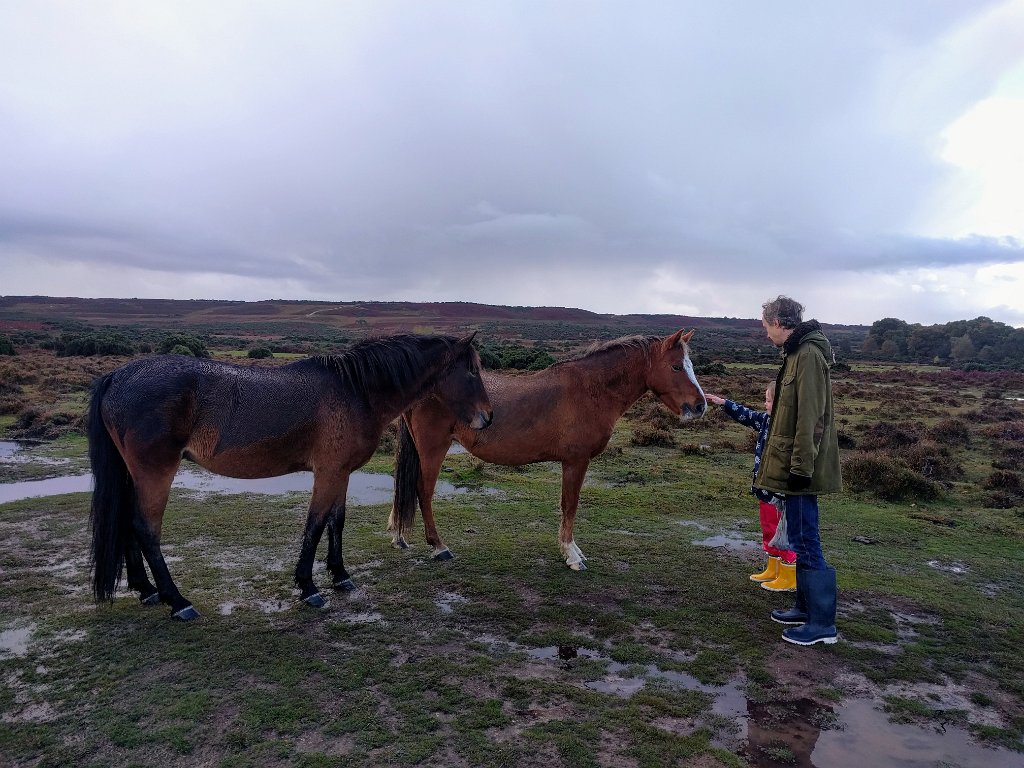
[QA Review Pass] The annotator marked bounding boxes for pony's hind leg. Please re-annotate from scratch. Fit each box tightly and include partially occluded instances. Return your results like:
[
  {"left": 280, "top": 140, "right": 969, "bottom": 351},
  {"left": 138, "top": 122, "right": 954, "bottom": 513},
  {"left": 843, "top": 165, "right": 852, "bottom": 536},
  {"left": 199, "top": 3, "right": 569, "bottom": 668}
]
[
  {"left": 131, "top": 467, "right": 199, "bottom": 620},
  {"left": 124, "top": 534, "right": 159, "bottom": 605},
  {"left": 416, "top": 436, "right": 456, "bottom": 560},
  {"left": 559, "top": 460, "right": 590, "bottom": 571}
]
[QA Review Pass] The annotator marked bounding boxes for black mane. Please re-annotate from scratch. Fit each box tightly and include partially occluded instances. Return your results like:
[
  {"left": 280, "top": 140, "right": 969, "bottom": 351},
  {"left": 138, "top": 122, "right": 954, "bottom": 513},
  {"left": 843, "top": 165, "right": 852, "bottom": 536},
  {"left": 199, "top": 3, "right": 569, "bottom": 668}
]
[{"left": 315, "top": 334, "right": 461, "bottom": 400}]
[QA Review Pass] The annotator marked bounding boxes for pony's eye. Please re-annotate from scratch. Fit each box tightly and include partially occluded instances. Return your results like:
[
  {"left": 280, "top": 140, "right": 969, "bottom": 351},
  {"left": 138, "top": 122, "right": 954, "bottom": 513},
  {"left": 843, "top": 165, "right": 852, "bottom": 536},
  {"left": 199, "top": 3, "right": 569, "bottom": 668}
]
[{"left": 672, "top": 364, "right": 684, "bottom": 372}]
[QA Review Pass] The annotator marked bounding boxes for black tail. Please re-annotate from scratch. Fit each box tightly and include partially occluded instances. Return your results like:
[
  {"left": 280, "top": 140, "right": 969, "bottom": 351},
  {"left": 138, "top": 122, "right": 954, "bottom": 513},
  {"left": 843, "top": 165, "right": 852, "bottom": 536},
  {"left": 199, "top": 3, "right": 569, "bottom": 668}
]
[
  {"left": 392, "top": 416, "right": 421, "bottom": 541},
  {"left": 88, "top": 373, "right": 133, "bottom": 602}
]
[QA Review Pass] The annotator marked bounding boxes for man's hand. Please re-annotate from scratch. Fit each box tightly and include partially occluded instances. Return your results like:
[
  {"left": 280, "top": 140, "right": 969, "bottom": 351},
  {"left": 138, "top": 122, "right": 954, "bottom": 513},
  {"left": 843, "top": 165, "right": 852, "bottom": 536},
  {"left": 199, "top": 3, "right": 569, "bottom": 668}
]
[{"left": 787, "top": 472, "right": 812, "bottom": 491}]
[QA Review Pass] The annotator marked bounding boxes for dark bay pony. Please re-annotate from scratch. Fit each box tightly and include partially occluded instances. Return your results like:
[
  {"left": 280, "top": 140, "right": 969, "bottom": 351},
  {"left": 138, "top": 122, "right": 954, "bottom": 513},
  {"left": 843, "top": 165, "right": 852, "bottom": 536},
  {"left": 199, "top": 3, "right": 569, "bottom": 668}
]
[
  {"left": 390, "top": 330, "right": 706, "bottom": 570},
  {"left": 88, "top": 334, "right": 492, "bottom": 620}
]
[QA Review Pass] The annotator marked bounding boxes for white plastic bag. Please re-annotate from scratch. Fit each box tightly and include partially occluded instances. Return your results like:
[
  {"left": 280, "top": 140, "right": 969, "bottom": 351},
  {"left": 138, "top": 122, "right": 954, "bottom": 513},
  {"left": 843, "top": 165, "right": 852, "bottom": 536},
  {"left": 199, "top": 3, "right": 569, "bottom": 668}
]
[{"left": 767, "top": 497, "right": 791, "bottom": 550}]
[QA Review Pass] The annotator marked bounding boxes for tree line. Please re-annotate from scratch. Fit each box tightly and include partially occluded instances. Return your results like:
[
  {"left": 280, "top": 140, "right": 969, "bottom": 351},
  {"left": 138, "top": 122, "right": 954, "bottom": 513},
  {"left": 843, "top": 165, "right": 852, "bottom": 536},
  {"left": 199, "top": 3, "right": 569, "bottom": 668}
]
[{"left": 863, "top": 316, "right": 1024, "bottom": 369}]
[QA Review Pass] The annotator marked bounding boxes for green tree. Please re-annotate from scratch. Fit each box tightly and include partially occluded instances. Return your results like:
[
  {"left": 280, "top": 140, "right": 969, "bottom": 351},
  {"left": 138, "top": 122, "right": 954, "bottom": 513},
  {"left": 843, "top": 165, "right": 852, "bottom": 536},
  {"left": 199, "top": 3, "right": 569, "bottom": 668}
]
[
  {"left": 907, "top": 326, "right": 950, "bottom": 362},
  {"left": 158, "top": 333, "right": 209, "bottom": 357},
  {"left": 950, "top": 335, "right": 976, "bottom": 361},
  {"left": 0, "top": 334, "right": 15, "bottom": 356}
]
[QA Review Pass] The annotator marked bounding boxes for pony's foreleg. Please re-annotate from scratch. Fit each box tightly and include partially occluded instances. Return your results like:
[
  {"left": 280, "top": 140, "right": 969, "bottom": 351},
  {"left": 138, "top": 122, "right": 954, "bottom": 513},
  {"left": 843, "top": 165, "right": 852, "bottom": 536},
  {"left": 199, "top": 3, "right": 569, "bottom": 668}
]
[
  {"left": 558, "top": 461, "right": 591, "bottom": 571},
  {"left": 326, "top": 502, "right": 355, "bottom": 591},
  {"left": 296, "top": 478, "right": 349, "bottom": 606}
]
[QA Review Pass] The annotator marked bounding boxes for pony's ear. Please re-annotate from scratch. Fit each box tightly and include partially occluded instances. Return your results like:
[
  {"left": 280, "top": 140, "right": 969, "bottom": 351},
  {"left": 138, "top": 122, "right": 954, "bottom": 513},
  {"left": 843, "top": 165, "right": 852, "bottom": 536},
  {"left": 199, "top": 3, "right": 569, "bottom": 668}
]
[
  {"left": 661, "top": 329, "right": 685, "bottom": 353},
  {"left": 681, "top": 329, "right": 694, "bottom": 344},
  {"left": 456, "top": 332, "right": 478, "bottom": 351}
]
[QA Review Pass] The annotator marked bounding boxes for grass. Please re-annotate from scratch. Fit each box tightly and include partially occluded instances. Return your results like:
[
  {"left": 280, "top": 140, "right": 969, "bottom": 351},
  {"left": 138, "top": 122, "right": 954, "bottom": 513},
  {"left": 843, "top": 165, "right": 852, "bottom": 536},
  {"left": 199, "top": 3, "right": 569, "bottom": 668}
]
[{"left": 2, "top": 361, "right": 1024, "bottom": 766}]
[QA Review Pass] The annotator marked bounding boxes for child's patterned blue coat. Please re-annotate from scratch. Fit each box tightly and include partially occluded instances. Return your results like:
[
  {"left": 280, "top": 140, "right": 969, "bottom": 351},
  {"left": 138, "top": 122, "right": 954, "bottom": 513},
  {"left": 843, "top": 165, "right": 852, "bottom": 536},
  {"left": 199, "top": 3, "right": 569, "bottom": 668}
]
[{"left": 721, "top": 400, "right": 781, "bottom": 504}]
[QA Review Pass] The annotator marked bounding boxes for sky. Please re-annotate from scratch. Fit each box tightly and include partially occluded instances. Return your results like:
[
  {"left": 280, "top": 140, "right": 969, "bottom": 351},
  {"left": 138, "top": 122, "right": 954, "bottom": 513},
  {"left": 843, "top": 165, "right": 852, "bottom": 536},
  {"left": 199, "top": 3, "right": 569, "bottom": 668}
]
[{"left": 2, "top": 1, "right": 1023, "bottom": 328}]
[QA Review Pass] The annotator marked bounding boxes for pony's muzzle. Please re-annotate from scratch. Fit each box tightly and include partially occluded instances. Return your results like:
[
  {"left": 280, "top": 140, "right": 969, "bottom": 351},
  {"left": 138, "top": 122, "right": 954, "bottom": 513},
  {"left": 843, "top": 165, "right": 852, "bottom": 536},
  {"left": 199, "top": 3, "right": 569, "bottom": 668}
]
[{"left": 680, "top": 401, "right": 706, "bottom": 421}]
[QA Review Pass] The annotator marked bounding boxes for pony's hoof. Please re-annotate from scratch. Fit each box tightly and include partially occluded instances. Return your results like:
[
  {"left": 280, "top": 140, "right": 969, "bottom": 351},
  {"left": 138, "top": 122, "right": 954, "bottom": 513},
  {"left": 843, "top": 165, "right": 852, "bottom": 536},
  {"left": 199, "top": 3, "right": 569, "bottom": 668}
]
[
  {"left": 433, "top": 549, "right": 454, "bottom": 561},
  {"left": 568, "top": 561, "right": 587, "bottom": 571},
  {"left": 392, "top": 537, "right": 409, "bottom": 550},
  {"left": 139, "top": 592, "right": 161, "bottom": 606},
  {"left": 334, "top": 578, "right": 356, "bottom": 592},
  {"left": 172, "top": 605, "right": 200, "bottom": 621},
  {"left": 302, "top": 592, "right": 329, "bottom": 608}
]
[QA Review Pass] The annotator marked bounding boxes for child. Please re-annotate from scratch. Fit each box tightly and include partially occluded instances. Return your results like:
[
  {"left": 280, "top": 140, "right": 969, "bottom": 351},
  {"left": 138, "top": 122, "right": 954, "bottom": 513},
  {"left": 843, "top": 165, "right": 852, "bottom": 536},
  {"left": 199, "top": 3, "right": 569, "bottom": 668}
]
[{"left": 705, "top": 383, "right": 796, "bottom": 592}]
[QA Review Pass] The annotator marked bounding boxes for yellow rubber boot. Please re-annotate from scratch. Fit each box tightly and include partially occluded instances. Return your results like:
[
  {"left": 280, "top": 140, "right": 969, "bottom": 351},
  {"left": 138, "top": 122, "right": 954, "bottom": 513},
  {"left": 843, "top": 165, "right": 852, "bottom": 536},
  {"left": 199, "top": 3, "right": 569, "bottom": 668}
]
[
  {"left": 761, "top": 561, "right": 797, "bottom": 592},
  {"left": 750, "top": 556, "right": 779, "bottom": 583}
]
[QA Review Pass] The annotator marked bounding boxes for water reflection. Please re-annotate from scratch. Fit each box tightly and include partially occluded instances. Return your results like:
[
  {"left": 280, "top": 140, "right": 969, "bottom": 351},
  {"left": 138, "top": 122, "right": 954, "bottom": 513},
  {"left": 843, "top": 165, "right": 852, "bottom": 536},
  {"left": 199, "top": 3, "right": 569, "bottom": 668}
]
[
  {"left": 526, "top": 644, "right": 1024, "bottom": 768},
  {"left": 0, "top": 465, "right": 469, "bottom": 505}
]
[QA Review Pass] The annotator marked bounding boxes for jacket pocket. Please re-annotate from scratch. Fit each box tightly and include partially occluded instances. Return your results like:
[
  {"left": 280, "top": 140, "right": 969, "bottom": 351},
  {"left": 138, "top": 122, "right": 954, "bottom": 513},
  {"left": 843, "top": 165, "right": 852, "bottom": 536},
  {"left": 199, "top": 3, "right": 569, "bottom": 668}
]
[{"left": 763, "top": 436, "right": 794, "bottom": 484}]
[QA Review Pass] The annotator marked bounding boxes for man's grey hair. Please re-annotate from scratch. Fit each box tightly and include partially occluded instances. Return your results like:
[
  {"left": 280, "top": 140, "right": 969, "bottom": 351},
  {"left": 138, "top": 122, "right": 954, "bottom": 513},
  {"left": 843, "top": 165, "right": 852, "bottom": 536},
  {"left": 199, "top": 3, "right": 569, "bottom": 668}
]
[{"left": 762, "top": 296, "right": 804, "bottom": 328}]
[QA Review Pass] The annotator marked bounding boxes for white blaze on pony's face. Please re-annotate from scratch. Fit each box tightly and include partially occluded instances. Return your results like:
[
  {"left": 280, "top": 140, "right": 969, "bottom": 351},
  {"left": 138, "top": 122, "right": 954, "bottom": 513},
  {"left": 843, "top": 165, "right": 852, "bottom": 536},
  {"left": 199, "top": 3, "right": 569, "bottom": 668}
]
[
  {"left": 654, "top": 329, "right": 707, "bottom": 420},
  {"left": 679, "top": 343, "right": 707, "bottom": 421}
]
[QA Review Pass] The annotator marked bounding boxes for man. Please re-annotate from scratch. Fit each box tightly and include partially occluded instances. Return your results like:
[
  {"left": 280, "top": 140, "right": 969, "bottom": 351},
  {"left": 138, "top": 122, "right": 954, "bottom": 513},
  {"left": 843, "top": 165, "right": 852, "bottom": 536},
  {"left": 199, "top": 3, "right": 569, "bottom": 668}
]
[{"left": 754, "top": 296, "right": 842, "bottom": 646}]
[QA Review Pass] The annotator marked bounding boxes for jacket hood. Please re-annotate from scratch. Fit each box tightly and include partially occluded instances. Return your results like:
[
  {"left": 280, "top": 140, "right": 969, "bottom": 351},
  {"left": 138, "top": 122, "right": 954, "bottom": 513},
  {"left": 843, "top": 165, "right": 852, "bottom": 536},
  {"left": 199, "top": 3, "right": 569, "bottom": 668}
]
[{"left": 782, "top": 319, "right": 834, "bottom": 363}]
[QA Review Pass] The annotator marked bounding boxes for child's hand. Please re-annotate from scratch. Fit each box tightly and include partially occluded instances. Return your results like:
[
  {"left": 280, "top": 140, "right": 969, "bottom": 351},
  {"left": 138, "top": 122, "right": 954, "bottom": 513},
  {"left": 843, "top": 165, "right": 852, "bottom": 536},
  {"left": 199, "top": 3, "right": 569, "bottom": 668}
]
[{"left": 705, "top": 393, "right": 726, "bottom": 406}]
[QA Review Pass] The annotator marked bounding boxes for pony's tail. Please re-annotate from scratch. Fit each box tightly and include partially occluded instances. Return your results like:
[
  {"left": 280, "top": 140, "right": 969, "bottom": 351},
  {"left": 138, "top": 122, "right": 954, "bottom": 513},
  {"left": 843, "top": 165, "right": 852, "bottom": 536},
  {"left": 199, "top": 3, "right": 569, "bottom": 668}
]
[
  {"left": 88, "top": 373, "right": 132, "bottom": 602},
  {"left": 392, "top": 416, "right": 421, "bottom": 541}
]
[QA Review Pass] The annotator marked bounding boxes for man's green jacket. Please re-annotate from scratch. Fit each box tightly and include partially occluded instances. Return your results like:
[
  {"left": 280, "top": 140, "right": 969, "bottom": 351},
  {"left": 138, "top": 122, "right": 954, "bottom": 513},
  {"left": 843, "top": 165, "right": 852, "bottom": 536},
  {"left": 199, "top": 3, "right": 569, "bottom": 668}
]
[{"left": 755, "top": 321, "right": 843, "bottom": 496}]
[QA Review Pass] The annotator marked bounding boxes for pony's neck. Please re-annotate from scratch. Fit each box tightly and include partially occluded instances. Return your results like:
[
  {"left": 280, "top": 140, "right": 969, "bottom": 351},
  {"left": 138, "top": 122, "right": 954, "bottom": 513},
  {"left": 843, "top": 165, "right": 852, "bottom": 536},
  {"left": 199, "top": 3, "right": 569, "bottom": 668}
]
[
  {"left": 364, "top": 349, "right": 451, "bottom": 426},
  {"left": 575, "top": 343, "right": 653, "bottom": 416}
]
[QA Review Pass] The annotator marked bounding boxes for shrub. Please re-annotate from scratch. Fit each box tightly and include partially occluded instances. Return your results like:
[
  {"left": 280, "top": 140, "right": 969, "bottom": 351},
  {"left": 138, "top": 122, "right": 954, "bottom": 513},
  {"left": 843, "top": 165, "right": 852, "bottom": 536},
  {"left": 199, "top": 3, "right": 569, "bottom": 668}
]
[
  {"left": 0, "top": 334, "right": 16, "bottom": 355},
  {"left": 982, "top": 471, "right": 1022, "bottom": 491},
  {"left": 169, "top": 344, "right": 195, "bottom": 356},
  {"left": 247, "top": 346, "right": 273, "bottom": 359},
  {"left": 842, "top": 453, "right": 942, "bottom": 501},
  {"left": 981, "top": 421, "right": 1024, "bottom": 442},
  {"left": 48, "top": 331, "right": 135, "bottom": 357},
  {"left": 8, "top": 406, "right": 81, "bottom": 439},
  {"left": 837, "top": 431, "right": 857, "bottom": 449},
  {"left": 158, "top": 333, "right": 209, "bottom": 358},
  {"left": 696, "top": 361, "right": 728, "bottom": 375},
  {"left": 929, "top": 417, "right": 971, "bottom": 447},
  {"left": 630, "top": 423, "right": 676, "bottom": 447},
  {"left": 901, "top": 441, "right": 963, "bottom": 480},
  {"left": 858, "top": 421, "right": 924, "bottom": 449}
]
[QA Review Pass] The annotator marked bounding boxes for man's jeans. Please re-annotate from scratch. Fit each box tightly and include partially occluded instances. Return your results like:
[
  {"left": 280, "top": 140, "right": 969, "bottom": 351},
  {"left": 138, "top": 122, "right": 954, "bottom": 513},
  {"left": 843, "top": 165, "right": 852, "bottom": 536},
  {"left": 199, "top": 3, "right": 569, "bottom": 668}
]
[{"left": 784, "top": 494, "right": 830, "bottom": 570}]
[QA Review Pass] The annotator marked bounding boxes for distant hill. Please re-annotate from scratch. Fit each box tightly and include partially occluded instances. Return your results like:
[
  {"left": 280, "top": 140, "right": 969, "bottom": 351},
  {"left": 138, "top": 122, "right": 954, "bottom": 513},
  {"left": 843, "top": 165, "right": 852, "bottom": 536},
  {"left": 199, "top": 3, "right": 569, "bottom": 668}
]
[
  {"left": 0, "top": 295, "right": 850, "bottom": 333},
  {"left": 0, "top": 295, "right": 869, "bottom": 365}
]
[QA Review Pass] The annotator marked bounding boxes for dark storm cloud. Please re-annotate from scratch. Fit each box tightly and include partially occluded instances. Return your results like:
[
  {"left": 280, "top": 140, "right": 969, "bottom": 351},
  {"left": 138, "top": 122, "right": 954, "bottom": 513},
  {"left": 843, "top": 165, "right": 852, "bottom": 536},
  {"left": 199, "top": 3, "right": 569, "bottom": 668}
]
[{"left": 1, "top": 1, "right": 1022, "bottom": 324}]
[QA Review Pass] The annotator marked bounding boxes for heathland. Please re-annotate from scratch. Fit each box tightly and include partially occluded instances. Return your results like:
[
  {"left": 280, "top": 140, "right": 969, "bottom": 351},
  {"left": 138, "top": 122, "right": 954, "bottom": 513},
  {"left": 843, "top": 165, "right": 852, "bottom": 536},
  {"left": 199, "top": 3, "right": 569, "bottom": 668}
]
[{"left": 1, "top": 296, "right": 1022, "bottom": 767}]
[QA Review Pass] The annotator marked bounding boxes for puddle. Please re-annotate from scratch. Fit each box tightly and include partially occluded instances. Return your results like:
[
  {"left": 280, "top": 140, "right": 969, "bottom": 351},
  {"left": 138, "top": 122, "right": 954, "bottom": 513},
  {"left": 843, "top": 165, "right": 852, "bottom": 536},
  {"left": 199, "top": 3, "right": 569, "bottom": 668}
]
[
  {"left": 812, "top": 697, "right": 1024, "bottom": 768},
  {"left": 0, "top": 466, "right": 474, "bottom": 505},
  {"left": 0, "top": 625, "right": 35, "bottom": 657},
  {"left": 927, "top": 559, "right": 969, "bottom": 575},
  {"left": 525, "top": 644, "right": 1024, "bottom": 767},
  {"left": 435, "top": 591, "right": 468, "bottom": 614},
  {"left": 0, "top": 441, "right": 70, "bottom": 466},
  {"left": 691, "top": 532, "right": 761, "bottom": 553},
  {"left": 527, "top": 645, "right": 746, "bottom": 710},
  {"left": 339, "top": 611, "right": 384, "bottom": 625}
]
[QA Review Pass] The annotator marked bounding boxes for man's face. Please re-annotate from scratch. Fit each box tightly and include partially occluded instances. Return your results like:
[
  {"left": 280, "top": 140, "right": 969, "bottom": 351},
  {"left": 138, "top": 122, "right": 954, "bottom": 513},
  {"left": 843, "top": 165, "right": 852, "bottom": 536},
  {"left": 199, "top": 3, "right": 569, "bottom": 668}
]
[{"left": 762, "top": 318, "right": 790, "bottom": 347}]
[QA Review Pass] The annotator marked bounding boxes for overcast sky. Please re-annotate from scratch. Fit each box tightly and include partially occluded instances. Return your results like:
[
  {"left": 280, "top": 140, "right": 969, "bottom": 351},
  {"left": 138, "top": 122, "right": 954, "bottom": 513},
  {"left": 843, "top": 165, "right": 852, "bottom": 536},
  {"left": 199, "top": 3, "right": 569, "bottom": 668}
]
[{"left": 2, "top": 1, "right": 1023, "bottom": 327}]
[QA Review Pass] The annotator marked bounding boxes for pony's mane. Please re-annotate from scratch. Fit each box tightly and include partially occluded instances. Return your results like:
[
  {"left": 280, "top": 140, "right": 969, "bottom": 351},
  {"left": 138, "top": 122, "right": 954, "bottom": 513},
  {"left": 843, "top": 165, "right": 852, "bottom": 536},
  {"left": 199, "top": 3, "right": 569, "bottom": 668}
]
[
  {"left": 558, "top": 335, "right": 660, "bottom": 367},
  {"left": 314, "top": 334, "right": 461, "bottom": 400}
]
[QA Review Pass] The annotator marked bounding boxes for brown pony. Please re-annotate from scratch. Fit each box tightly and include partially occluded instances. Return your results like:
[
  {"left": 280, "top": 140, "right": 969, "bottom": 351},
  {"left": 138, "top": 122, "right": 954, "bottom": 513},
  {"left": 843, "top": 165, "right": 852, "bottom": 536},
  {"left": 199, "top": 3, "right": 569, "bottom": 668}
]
[
  {"left": 88, "top": 334, "right": 492, "bottom": 620},
  {"left": 390, "top": 330, "right": 705, "bottom": 569}
]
